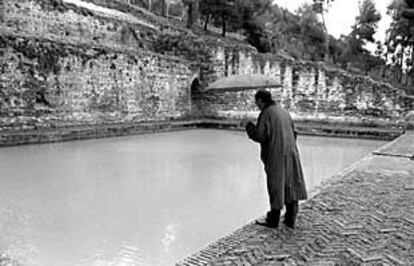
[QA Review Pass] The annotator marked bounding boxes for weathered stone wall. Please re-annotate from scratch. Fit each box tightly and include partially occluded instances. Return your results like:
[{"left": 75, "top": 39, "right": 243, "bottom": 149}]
[
  {"left": 1, "top": 0, "right": 412, "bottom": 132},
  {"left": 4, "top": 0, "right": 158, "bottom": 50},
  {"left": 1, "top": 0, "right": 194, "bottom": 131},
  {"left": 193, "top": 48, "right": 414, "bottom": 127},
  {"left": 1, "top": 35, "right": 193, "bottom": 131}
]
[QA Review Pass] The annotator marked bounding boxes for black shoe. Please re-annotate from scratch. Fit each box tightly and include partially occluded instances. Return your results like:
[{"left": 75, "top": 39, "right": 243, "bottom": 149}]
[
  {"left": 255, "top": 219, "right": 279, "bottom": 228},
  {"left": 284, "top": 201, "right": 298, "bottom": 229},
  {"left": 283, "top": 220, "right": 295, "bottom": 229}
]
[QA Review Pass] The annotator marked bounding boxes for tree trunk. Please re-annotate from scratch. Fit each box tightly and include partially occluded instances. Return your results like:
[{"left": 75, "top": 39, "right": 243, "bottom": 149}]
[
  {"left": 332, "top": 52, "right": 336, "bottom": 65},
  {"left": 399, "top": 48, "right": 404, "bottom": 83},
  {"left": 222, "top": 13, "right": 226, "bottom": 37},
  {"left": 161, "top": 0, "right": 166, "bottom": 17},
  {"left": 381, "top": 65, "right": 387, "bottom": 78},
  {"left": 204, "top": 14, "right": 209, "bottom": 31},
  {"left": 187, "top": 3, "right": 193, "bottom": 29},
  {"left": 382, "top": 51, "right": 388, "bottom": 78},
  {"left": 0, "top": 0, "right": 4, "bottom": 23},
  {"left": 148, "top": 0, "right": 152, "bottom": 11},
  {"left": 321, "top": 12, "right": 329, "bottom": 63},
  {"left": 193, "top": 0, "right": 199, "bottom": 24}
]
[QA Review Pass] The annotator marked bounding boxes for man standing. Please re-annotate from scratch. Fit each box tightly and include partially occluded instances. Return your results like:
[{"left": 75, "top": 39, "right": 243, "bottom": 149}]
[{"left": 242, "top": 90, "right": 307, "bottom": 229}]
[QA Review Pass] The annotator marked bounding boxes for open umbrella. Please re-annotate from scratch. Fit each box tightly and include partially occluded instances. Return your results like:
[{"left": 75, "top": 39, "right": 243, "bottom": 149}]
[{"left": 206, "top": 74, "right": 281, "bottom": 91}]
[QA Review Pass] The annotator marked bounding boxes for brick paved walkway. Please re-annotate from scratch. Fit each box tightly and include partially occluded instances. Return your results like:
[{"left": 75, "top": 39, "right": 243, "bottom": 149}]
[
  {"left": 177, "top": 132, "right": 414, "bottom": 266},
  {"left": 374, "top": 131, "right": 414, "bottom": 159}
]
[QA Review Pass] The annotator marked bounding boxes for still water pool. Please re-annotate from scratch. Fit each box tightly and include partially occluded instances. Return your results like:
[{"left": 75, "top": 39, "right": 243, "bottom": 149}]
[{"left": 0, "top": 130, "right": 386, "bottom": 266}]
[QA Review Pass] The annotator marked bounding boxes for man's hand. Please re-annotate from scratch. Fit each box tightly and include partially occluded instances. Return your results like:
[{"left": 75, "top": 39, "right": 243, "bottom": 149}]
[{"left": 240, "top": 118, "right": 252, "bottom": 128}]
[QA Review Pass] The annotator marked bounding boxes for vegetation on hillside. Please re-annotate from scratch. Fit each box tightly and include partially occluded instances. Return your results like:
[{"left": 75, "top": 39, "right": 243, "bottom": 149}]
[{"left": 123, "top": 0, "right": 414, "bottom": 94}]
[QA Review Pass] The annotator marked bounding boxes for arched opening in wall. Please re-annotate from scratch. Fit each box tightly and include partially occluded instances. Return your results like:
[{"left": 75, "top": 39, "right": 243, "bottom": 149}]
[
  {"left": 292, "top": 66, "right": 300, "bottom": 89},
  {"left": 191, "top": 77, "right": 201, "bottom": 94}
]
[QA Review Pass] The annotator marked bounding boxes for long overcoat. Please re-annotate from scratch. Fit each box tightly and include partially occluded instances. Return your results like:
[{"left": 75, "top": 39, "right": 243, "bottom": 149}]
[{"left": 246, "top": 103, "right": 307, "bottom": 210}]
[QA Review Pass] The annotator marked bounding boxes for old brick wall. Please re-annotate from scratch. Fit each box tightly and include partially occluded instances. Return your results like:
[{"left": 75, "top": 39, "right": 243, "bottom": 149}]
[
  {"left": 4, "top": 0, "right": 158, "bottom": 50},
  {"left": 194, "top": 48, "right": 414, "bottom": 127},
  {"left": 2, "top": 0, "right": 412, "bottom": 132},
  {"left": 1, "top": 0, "right": 194, "bottom": 131}
]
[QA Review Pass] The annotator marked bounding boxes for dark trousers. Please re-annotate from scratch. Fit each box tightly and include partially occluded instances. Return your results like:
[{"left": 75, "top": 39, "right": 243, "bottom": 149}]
[{"left": 266, "top": 201, "right": 299, "bottom": 227}]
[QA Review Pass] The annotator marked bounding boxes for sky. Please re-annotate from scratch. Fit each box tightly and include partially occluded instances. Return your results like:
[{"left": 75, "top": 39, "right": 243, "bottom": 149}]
[{"left": 274, "top": 0, "right": 394, "bottom": 51}]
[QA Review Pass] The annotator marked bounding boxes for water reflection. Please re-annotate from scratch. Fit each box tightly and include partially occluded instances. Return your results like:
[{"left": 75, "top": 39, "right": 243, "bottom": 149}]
[
  {"left": 0, "top": 130, "right": 386, "bottom": 266},
  {"left": 161, "top": 224, "right": 179, "bottom": 253}
]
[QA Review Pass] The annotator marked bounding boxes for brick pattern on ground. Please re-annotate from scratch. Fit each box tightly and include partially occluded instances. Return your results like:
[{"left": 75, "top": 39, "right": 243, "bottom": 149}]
[{"left": 177, "top": 133, "right": 414, "bottom": 266}]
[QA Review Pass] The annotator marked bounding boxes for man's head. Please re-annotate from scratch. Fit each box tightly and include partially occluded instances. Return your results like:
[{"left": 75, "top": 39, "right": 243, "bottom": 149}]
[{"left": 254, "top": 90, "right": 273, "bottom": 110}]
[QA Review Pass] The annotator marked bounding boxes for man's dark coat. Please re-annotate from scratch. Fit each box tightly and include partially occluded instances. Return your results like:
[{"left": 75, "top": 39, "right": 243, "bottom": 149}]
[{"left": 246, "top": 103, "right": 307, "bottom": 210}]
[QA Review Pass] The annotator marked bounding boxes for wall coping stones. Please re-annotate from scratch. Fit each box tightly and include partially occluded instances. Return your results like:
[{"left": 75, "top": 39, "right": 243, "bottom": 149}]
[
  {"left": 373, "top": 131, "right": 414, "bottom": 159},
  {"left": 0, "top": 119, "right": 405, "bottom": 147}
]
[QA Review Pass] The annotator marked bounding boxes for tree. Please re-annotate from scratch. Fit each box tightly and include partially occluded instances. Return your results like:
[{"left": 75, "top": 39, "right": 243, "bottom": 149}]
[
  {"left": 296, "top": 3, "right": 325, "bottom": 60},
  {"left": 230, "top": 0, "right": 274, "bottom": 51},
  {"left": 386, "top": 0, "right": 414, "bottom": 83},
  {"left": 266, "top": 6, "right": 291, "bottom": 52},
  {"left": 374, "top": 40, "right": 390, "bottom": 77},
  {"left": 147, "top": 0, "right": 181, "bottom": 17},
  {"left": 312, "top": 0, "right": 334, "bottom": 63},
  {"left": 243, "top": 15, "right": 272, "bottom": 52},
  {"left": 353, "top": 0, "right": 382, "bottom": 43},
  {"left": 199, "top": 0, "right": 236, "bottom": 36},
  {"left": 170, "top": 0, "right": 185, "bottom": 18},
  {"left": 400, "top": 0, "right": 414, "bottom": 19},
  {"left": 161, "top": 0, "right": 166, "bottom": 16},
  {"left": 183, "top": 0, "right": 199, "bottom": 28},
  {"left": 347, "top": 0, "right": 382, "bottom": 74},
  {"left": 0, "top": 0, "right": 4, "bottom": 23}
]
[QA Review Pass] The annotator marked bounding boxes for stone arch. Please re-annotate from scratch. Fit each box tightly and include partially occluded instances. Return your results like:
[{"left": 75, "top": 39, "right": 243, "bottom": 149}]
[
  {"left": 10, "top": 96, "right": 24, "bottom": 108},
  {"left": 190, "top": 77, "right": 201, "bottom": 93},
  {"left": 5, "top": 52, "right": 20, "bottom": 70},
  {"left": 87, "top": 59, "right": 99, "bottom": 70}
]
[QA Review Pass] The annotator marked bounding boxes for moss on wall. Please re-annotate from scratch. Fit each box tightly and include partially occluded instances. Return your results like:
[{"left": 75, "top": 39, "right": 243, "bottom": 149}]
[{"left": 0, "top": 33, "right": 194, "bottom": 131}]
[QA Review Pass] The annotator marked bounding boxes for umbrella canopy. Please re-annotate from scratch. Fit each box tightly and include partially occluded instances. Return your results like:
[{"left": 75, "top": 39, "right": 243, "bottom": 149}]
[{"left": 206, "top": 74, "right": 281, "bottom": 91}]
